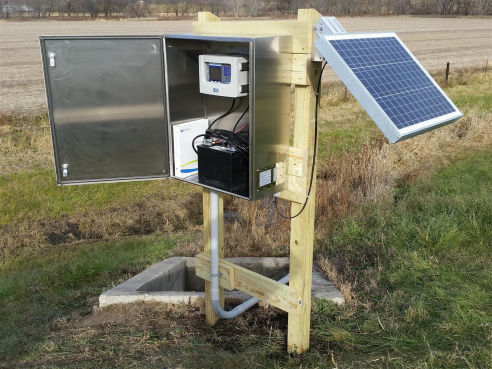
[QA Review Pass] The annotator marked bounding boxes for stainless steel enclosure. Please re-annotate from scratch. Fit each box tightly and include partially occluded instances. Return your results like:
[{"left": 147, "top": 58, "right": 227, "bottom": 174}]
[
  {"left": 41, "top": 36, "right": 169, "bottom": 184},
  {"left": 41, "top": 34, "right": 291, "bottom": 200}
]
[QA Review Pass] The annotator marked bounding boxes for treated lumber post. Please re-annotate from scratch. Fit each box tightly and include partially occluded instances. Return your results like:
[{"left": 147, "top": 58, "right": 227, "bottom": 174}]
[
  {"left": 287, "top": 9, "right": 322, "bottom": 354},
  {"left": 194, "top": 9, "right": 322, "bottom": 351},
  {"left": 202, "top": 188, "right": 224, "bottom": 325},
  {"left": 197, "top": 12, "right": 222, "bottom": 326},
  {"left": 197, "top": 11, "right": 220, "bottom": 23},
  {"left": 287, "top": 86, "right": 318, "bottom": 354}
]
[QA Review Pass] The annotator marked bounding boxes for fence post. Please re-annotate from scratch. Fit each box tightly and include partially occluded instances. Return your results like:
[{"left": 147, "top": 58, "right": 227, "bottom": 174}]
[
  {"left": 445, "top": 62, "right": 450, "bottom": 85},
  {"left": 485, "top": 59, "right": 488, "bottom": 76}
]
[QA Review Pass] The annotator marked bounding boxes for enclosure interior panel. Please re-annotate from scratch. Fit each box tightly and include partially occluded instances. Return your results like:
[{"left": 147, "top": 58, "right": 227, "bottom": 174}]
[
  {"left": 164, "top": 35, "right": 291, "bottom": 201},
  {"left": 165, "top": 37, "right": 250, "bottom": 129},
  {"left": 252, "top": 37, "right": 291, "bottom": 200},
  {"left": 165, "top": 36, "right": 252, "bottom": 198},
  {"left": 41, "top": 36, "right": 169, "bottom": 185}
]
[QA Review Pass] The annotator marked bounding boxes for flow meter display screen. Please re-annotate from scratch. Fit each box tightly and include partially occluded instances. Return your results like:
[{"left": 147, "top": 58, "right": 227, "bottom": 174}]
[
  {"left": 199, "top": 55, "right": 246, "bottom": 97},
  {"left": 209, "top": 64, "right": 222, "bottom": 82}
]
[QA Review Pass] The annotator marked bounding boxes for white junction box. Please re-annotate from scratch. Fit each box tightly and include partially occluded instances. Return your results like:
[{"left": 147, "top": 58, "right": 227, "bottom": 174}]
[
  {"left": 199, "top": 54, "right": 249, "bottom": 97},
  {"left": 172, "top": 119, "right": 209, "bottom": 178}
]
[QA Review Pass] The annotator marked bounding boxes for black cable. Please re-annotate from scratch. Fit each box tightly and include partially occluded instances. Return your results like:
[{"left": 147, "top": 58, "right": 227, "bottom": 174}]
[
  {"left": 233, "top": 105, "right": 249, "bottom": 132},
  {"left": 274, "top": 62, "right": 327, "bottom": 220},
  {"left": 192, "top": 134, "right": 207, "bottom": 154},
  {"left": 192, "top": 98, "right": 246, "bottom": 156},
  {"left": 192, "top": 129, "right": 249, "bottom": 160},
  {"left": 208, "top": 98, "right": 236, "bottom": 129},
  {"left": 208, "top": 129, "right": 249, "bottom": 159}
]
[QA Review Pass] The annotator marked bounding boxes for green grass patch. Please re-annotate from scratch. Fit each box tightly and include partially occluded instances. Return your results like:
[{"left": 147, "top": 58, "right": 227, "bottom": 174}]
[
  {"left": 453, "top": 93, "right": 492, "bottom": 110},
  {"left": 0, "top": 233, "right": 188, "bottom": 361},
  {"left": 448, "top": 81, "right": 492, "bottom": 111},
  {"left": 0, "top": 169, "right": 198, "bottom": 224},
  {"left": 314, "top": 149, "right": 492, "bottom": 368},
  {"left": 318, "top": 118, "right": 380, "bottom": 159}
]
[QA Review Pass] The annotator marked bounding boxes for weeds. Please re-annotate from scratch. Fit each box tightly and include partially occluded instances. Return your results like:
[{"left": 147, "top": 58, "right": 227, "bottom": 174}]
[
  {"left": 1, "top": 74, "right": 491, "bottom": 265},
  {"left": 0, "top": 112, "right": 52, "bottom": 175},
  {"left": 0, "top": 63, "right": 491, "bottom": 369},
  {"left": 2, "top": 151, "right": 490, "bottom": 368}
]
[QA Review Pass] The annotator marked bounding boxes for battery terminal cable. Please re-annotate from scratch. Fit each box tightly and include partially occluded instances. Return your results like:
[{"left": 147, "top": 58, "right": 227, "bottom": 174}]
[
  {"left": 192, "top": 128, "right": 249, "bottom": 160},
  {"left": 208, "top": 98, "right": 236, "bottom": 129},
  {"left": 193, "top": 100, "right": 250, "bottom": 160}
]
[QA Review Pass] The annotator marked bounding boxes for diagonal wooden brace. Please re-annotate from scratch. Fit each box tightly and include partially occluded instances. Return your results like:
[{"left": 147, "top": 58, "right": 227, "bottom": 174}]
[{"left": 195, "top": 252, "right": 300, "bottom": 315}]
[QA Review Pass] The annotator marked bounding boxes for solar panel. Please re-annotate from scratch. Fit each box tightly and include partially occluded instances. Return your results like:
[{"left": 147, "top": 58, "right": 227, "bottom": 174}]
[{"left": 314, "top": 32, "right": 462, "bottom": 143}]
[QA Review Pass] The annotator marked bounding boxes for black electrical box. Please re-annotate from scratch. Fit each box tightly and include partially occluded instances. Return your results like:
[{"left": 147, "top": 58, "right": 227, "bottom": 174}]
[{"left": 197, "top": 144, "right": 249, "bottom": 197}]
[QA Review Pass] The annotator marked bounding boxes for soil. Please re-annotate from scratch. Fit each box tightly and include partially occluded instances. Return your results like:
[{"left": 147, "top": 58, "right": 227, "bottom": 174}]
[{"left": 0, "top": 17, "right": 491, "bottom": 114}]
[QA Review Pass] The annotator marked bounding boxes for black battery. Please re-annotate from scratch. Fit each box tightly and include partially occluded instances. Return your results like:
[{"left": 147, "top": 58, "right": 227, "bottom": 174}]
[{"left": 197, "top": 144, "right": 249, "bottom": 197}]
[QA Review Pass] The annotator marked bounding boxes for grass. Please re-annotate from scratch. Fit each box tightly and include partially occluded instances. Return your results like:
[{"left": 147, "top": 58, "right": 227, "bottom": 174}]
[
  {"left": 314, "top": 149, "right": 492, "bottom": 368},
  {"left": 0, "top": 72, "right": 491, "bottom": 367},
  {"left": 447, "top": 74, "right": 492, "bottom": 110},
  {"left": 0, "top": 233, "right": 193, "bottom": 361},
  {"left": 1, "top": 150, "right": 490, "bottom": 368},
  {"left": 0, "top": 169, "right": 198, "bottom": 225}
]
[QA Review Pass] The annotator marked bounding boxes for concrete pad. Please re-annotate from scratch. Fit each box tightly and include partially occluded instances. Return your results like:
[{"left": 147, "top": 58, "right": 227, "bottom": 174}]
[{"left": 99, "top": 257, "right": 345, "bottom": 307}]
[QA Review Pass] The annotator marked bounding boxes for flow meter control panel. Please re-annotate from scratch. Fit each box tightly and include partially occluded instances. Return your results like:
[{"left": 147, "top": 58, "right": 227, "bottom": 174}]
[
  {"left": 199, "top": 54, "right": 249, "bottom": 97},
  {"left": 208, "top": 63, "right": 231, "bottom": 83}
]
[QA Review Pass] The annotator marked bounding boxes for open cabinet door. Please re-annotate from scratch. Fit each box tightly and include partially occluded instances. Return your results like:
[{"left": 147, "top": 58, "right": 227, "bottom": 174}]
[{"left": 40, "top": 36, "right": 169, "bottom": 185}]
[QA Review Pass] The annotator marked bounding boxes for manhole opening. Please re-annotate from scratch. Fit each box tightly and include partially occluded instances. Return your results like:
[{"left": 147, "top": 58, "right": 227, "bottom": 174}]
[{"left": 137, "top": 258, "right": 290, "bottom": 293}]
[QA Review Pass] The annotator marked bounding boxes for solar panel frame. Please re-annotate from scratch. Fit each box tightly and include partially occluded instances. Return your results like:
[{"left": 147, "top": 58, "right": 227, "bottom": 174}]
[{"left": 314, "top": 32, "right": 462, "bottom": 143}]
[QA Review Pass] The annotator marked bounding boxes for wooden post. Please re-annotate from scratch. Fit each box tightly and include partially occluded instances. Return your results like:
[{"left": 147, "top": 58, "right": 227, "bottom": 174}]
[
  {"left": 485, "top": 59, "right": 488, "bottom": 76},
  {"left": 287, "top": 11, "right": 320, "bottom": 348},
  {"left": 202, "top": 188, "right": 224, "bottom": 326},
  {"left": 197, "top": 11, "right": 220, "bottom": 23},
  {"left": 194, "top": 9, "right": 322, "bottom": 352}
]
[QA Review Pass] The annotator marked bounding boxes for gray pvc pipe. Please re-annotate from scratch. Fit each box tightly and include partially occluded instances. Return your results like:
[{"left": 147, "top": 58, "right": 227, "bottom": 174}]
[{"left": 209, "top": 190, "right": 289, "bottom": 319}]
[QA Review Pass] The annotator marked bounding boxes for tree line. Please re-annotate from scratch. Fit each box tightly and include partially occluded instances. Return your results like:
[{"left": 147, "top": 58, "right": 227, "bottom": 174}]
[{"left": 1, "top": 0, "right": 491, "bottom": 19}]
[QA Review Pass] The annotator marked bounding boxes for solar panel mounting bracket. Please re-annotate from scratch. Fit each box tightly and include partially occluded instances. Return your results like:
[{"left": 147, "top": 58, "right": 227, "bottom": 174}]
[{"left": 312, "top": 16, "right": 346, "bottom": 61}]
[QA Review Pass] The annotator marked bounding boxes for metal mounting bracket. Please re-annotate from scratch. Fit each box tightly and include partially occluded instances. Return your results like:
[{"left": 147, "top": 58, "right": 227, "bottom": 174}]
[{"left": 312, "top": 16, "right": 347, "bottom": 61}]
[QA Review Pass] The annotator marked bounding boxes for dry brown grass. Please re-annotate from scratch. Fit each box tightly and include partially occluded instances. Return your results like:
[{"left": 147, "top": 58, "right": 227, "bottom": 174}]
[
  {"left": 0, "top": 112, "right": 53, "bottom": 175},
  {"left": 1, "top": 74, "right": 490, "bottom": 268},
  {"left": 11, "top": 302, "right": 288, "bottom": 369},
  {"left": 434, "top": 63, "right": 491, "bottom": 87},
  {"left": 0, "top": 191, "right": 204, "bottom": 262},
  {"left": 223, "top": 196, "right": 290, "bottom": 257}
]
